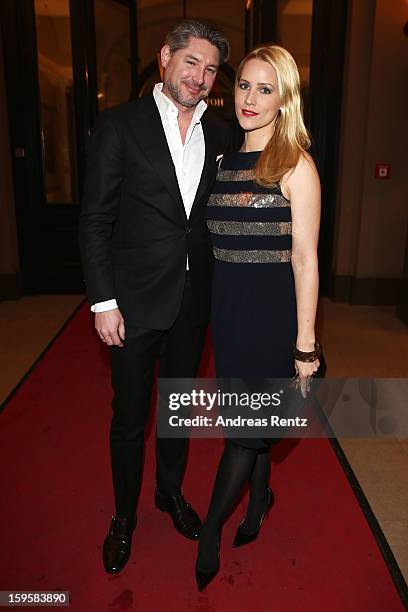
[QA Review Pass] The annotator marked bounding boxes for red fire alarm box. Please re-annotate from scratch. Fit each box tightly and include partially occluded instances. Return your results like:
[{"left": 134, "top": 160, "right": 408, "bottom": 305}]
[{"left": 374, "top": 163, "right": 391, "bottom": 179}]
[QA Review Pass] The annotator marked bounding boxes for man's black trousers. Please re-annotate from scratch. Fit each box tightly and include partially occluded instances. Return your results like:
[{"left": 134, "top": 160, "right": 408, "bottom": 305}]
[{"left": 109, "top": 273, "right": 207, "bottom": 519}]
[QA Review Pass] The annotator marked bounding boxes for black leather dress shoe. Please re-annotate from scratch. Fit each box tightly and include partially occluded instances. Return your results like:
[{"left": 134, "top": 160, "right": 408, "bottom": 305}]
[
  {"left": 154, "top": 489, "right": 201, "bottom": 540},
  {"left": 102, "top": 515, "right": 136, "bottom": 574}
]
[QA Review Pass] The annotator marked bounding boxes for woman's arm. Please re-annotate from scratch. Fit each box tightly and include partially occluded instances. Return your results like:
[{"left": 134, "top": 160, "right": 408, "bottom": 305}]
[{"left": 283, "top": 151, "right": 321, "bottom": 382}]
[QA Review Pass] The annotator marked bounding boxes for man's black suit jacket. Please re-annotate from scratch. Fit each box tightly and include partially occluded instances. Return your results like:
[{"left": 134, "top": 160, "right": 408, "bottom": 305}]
[{"left": 79, "top": 93, "right": 231, "bottom": 331}]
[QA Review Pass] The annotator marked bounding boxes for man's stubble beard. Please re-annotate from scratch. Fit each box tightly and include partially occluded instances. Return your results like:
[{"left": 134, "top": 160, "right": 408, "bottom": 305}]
[{"left": 165, "top": 81, "right": 208, "bottom": 108}]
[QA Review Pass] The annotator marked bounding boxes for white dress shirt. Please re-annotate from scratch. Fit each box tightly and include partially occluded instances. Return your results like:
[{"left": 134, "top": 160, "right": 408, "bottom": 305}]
[{"left": 91, "top": 83, "right": 207, "bottom": 313}]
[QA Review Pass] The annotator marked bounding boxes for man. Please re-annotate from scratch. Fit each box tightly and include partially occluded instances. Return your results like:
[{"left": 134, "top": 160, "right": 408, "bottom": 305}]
[{"left": 79, "top": 20, "right": 230, "bottom": 574}]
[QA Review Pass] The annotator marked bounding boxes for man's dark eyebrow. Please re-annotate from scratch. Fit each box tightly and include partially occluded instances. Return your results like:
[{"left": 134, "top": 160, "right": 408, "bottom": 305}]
[{"left": 185, "top": 53, "right": 218, "bottom": 68}]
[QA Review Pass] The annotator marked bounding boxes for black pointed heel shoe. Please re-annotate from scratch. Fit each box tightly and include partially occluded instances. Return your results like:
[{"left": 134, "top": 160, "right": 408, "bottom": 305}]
[
  {"left": 195, "top": 534, "right": 220, "bottom": 592},
  {"left": 233, "top": 487, "right": 274, "bottom": 548}
]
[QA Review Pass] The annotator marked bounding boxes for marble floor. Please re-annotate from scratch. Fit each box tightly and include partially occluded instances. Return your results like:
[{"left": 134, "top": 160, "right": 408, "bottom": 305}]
[
  {"left": 0, "top": 295, "right": 407, "bottom": 583},
  {"left": 0, "top": 295, "right": 84, "bottom": 402},
  {"left": 317, "top": 299, "right": 408, "bottom": 585}
]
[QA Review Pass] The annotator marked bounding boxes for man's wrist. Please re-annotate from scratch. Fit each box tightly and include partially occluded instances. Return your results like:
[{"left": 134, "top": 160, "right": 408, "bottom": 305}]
[{"left": 91, "top": 299, "right": 118, "bottom": 313}]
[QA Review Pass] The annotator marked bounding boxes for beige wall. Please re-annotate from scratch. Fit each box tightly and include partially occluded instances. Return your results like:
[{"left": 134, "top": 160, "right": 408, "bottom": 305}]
[
  {"left": 335, "top": 0, "right": 408, "bottom": 283},
  {"left": 0, "top": 30, "right": 20, "bottom": 293}
]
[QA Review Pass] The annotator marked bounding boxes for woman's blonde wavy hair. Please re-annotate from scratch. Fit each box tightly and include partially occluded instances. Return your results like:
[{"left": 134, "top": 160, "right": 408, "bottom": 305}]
[{"left": 236, "top": 45, "right": 311, "bottom": 187}]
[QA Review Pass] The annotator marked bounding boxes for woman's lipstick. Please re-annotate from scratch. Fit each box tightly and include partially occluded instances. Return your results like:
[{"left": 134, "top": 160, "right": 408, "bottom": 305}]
[{"left": 242, "top": 109, "right": 259, "bottom": 117}]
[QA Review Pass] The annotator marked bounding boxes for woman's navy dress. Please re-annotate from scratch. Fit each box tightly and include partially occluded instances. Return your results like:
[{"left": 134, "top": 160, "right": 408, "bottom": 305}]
[{"left": 207, "top": 151, "right": 298, "bottom": 449}]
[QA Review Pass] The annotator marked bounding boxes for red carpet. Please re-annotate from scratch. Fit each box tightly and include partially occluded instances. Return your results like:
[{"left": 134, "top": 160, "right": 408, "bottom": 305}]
[{"left": 0, "top": 305, "right": 405, "bottom": 611}]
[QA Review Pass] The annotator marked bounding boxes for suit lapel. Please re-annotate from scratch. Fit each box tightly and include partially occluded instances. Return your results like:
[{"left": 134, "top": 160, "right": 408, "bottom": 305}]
[
  {"left": 132, "top": 94, "right": 187, "bottom": 224},
  {"left": 189, "top": 114, "right": 216, "bottom": 220},
  {"left": 132, "top": 95, "right": 218, "bottom": 224}
]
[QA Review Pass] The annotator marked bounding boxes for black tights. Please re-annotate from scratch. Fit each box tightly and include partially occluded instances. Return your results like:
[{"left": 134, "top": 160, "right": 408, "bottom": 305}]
[
  {"left": 197, "top": 441, "right": 271, "bottom": 570},
  {"left": 245, "top": 449, "right": 270, "bottom": 532}
]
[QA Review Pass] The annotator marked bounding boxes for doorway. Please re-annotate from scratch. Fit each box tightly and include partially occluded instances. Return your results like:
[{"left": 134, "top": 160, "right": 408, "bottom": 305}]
[{"left": 0, "top": 0, "right": 138, "bottom": 293}]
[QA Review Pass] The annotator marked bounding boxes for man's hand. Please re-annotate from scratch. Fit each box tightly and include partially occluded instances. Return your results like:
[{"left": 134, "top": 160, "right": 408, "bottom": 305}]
[{"left": 95, "top": 308, "right": 125, "bottom": 347}]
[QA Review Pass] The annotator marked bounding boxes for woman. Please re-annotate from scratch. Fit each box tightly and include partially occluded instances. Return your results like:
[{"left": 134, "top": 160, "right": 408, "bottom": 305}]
[{"left": 196, "top": 45, "right": 321, "bottom": 591}]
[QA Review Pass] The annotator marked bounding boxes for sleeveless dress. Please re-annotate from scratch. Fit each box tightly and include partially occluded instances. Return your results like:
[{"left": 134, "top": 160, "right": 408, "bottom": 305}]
[{"left": 207, "top": 151, "right": 298, "bottom": 450}]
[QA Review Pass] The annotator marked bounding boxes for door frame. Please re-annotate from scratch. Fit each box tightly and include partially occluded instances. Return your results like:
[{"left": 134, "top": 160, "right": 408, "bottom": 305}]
[
  {"left": 246, "top": 0, "right": 349, "bottom": 298},
  {"left": 309, "top": 0, "right": 349, "bottom": 296},
  {"left": 0, "top": 0, "right": 138, "bottom": 293}
]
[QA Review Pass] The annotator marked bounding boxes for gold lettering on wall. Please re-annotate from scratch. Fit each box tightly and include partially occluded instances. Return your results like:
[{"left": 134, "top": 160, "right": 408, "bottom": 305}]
[{"left": 208, "top": 97, "right": 224, "bottom": 107}]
